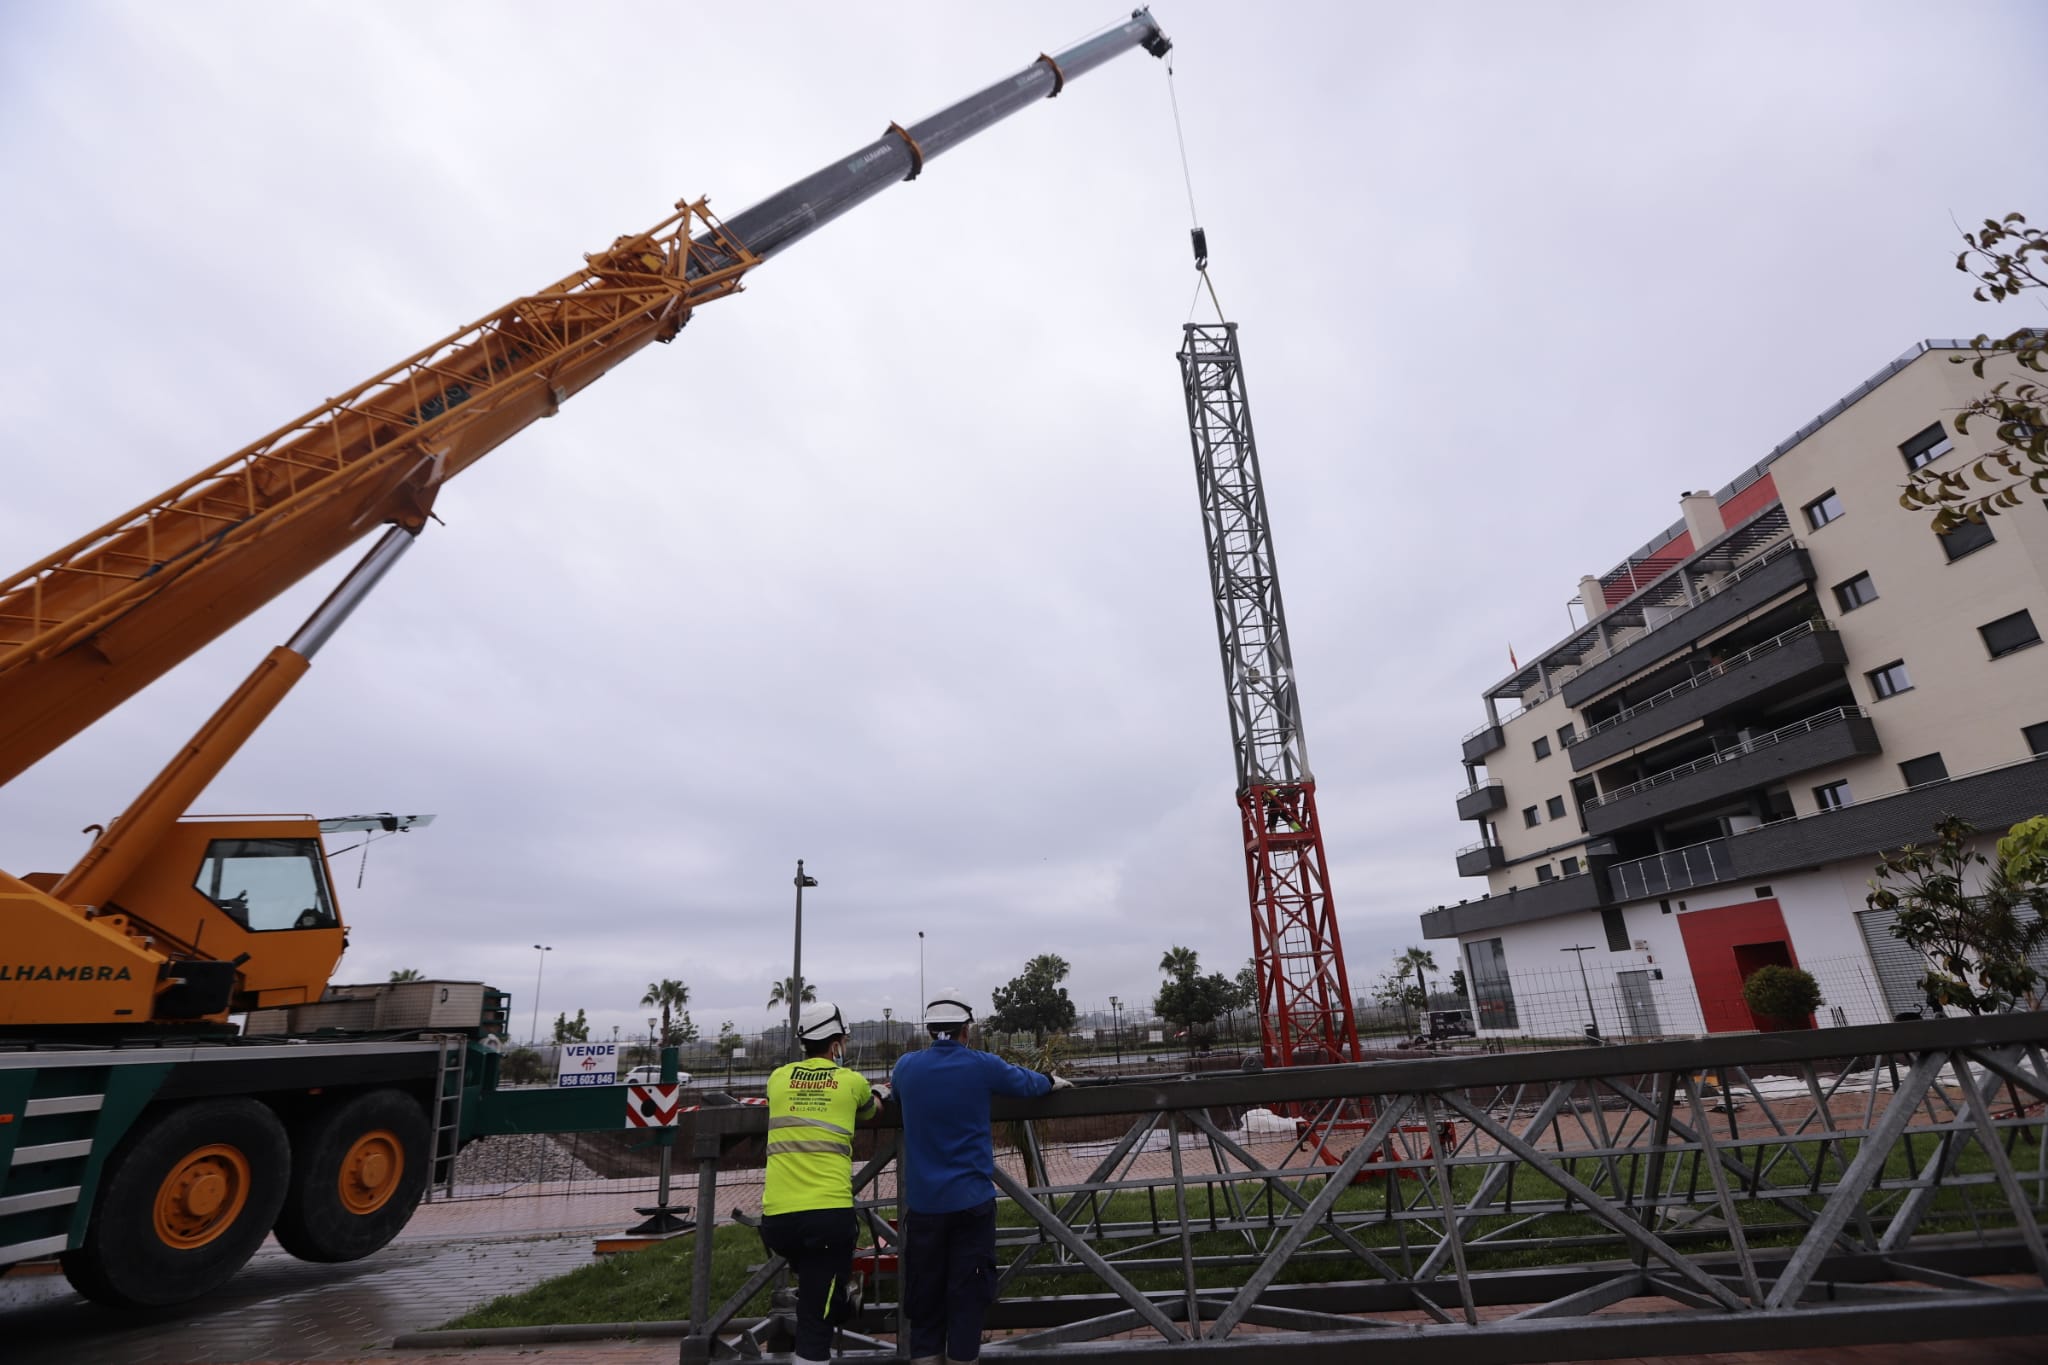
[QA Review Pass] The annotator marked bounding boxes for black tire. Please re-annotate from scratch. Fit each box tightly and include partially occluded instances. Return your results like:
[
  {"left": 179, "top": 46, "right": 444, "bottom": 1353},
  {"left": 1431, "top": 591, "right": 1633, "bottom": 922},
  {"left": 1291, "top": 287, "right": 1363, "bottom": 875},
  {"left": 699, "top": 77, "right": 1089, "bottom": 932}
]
[
  {"left": 272, "top": 1088, "right": 429, "bottom": 1263},
  {"left": 61, "top": 1098, "right": 290, "bottom": 1308}
]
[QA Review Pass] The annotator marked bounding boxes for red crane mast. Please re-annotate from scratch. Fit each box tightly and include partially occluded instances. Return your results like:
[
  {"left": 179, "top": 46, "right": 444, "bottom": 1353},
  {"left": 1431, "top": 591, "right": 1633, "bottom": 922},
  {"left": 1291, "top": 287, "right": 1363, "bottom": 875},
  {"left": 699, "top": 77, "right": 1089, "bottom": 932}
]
[{"left": 1178, "top": 321, "right": 1361, "bottom": 1068}]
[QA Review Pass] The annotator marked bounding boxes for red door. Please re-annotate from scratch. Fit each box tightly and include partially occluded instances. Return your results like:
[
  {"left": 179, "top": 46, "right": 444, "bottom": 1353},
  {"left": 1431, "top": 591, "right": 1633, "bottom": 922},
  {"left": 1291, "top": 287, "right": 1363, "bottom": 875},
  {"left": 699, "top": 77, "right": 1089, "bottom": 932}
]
[{"left": 1677, "top": 899, "right": 1804, "bottom": 1033}]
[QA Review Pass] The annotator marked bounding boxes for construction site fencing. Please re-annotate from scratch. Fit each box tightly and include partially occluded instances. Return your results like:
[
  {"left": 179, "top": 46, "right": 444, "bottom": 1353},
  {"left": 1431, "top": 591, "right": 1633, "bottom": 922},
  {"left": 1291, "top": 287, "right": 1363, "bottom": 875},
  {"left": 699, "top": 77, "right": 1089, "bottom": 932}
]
[
  {"left": 657, "top": 1012, "right": 2048, "bottom": 1361},
  {"left": 459, "top": 959, "right": 1924, "bottom": 1206}
]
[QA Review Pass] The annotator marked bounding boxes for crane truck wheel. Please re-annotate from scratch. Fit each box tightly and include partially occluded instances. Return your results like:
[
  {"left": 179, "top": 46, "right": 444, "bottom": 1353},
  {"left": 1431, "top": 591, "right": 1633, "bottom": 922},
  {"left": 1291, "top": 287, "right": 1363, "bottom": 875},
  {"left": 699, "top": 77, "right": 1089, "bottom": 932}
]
[
  {"left": 272, "top": 1088, "right": 430, "bottom": 1263},
  {"left": 60, "top": 1098, "right": 290, "bottom": 1308}
]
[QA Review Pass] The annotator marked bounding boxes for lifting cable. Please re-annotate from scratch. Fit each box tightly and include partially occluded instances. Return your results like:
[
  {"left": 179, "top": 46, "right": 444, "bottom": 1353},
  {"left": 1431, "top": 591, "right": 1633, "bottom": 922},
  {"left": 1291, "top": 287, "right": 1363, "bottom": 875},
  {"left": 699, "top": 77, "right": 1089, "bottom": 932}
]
[{"left": 1165, "top": 53, "right": 1225, "bottom": 324}]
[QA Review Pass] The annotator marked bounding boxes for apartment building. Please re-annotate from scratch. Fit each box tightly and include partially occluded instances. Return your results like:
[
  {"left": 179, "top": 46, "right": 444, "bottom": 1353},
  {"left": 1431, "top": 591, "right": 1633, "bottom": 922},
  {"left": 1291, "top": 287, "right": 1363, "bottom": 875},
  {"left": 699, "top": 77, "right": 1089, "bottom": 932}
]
[{"left": 1421, "top": 339, "right": 2048, "bottom": 1039}]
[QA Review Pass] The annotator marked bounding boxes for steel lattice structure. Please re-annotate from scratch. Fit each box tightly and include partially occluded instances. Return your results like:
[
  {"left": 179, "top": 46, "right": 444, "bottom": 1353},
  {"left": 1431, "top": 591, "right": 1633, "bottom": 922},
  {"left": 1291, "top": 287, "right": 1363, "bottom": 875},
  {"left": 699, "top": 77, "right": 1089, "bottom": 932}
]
[
  {"left": 666, "top": 1014, "right": 2048, "bottom": 1362},
  {"left": 1177, "top": 322, "right": 1360, "bottom": 1067}
]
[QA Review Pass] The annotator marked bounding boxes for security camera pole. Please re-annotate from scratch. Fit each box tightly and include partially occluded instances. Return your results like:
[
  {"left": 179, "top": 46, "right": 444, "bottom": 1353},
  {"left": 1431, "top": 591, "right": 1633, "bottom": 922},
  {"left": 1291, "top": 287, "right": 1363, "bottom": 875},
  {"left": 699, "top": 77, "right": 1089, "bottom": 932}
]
[{"left": 790, "top": 860, "right": 819, "bottom": 1062}]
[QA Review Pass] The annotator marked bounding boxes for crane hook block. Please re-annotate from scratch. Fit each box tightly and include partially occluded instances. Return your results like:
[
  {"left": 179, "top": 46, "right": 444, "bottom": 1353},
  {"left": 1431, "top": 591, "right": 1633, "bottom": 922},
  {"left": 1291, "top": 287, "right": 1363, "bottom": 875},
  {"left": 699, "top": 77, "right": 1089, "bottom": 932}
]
[{"left": 1191, "top": 227, "right": 1208, "bottom": 270}]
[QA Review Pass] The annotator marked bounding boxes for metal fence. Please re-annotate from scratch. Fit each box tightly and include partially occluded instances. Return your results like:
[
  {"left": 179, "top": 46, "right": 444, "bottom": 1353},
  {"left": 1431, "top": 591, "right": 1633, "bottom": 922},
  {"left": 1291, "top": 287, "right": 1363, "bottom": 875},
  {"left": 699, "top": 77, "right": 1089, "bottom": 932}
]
[{"left": 665, "top": 1012, "right": 2048, "bottom": 1361}]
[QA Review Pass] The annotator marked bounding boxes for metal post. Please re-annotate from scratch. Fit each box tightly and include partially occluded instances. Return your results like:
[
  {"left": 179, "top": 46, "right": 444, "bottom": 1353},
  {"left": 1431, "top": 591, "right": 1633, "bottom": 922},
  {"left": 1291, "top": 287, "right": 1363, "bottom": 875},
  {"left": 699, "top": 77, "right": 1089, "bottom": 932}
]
[
  {"left": 1111, "top": 996, "right": 1123, "bottom": 1064},
  {"left": 1562, "top": 945, "right": 1601, "bottom": 1040},
  {"left": 790, "top": 860, "right": 817, "bottom": 1062},
  {"left": 529, "top": 943, "right": 551, "bottom": 1044},
  {"left": 918, "top": 930, "right": 926, "bottom": 1016}
]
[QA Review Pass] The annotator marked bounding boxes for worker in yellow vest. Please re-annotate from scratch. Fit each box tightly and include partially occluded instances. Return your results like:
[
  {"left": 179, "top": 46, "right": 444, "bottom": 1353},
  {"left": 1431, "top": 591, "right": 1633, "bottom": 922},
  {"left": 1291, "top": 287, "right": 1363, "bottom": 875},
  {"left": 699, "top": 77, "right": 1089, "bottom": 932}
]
[{"left": 762, "top": 1001, "right": 881, "bottom": 1363}]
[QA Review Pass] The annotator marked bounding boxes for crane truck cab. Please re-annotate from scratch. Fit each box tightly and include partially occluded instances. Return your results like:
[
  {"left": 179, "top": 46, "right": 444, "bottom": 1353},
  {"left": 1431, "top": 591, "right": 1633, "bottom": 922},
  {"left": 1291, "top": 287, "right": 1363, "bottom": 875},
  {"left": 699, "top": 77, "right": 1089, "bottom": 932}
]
[{"left": 0, "top": 817, "right": 347, "bottom": 1031}]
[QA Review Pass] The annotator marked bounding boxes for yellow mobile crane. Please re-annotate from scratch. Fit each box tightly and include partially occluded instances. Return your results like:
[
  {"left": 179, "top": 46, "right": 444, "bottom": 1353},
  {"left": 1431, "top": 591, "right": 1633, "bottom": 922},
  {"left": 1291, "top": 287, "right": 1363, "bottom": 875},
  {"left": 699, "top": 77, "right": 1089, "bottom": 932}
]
[{"left": 0, "top": 12, "right": 1170, "bottom": 1306}]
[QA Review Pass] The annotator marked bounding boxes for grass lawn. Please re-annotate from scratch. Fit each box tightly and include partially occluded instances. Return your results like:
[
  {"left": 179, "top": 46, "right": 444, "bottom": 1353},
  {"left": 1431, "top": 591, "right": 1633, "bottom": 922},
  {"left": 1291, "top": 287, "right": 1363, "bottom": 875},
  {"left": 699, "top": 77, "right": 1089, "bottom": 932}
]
[{"left": 443, "top": 1128, "right": 2041, "bottom": 1330}]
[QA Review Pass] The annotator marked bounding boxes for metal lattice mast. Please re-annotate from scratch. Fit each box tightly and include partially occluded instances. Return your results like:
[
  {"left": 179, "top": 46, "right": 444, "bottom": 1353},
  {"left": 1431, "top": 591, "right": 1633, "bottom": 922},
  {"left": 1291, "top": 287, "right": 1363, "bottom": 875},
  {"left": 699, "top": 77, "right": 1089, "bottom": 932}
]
[{"left": 1179, "top": 321, "right": 1360, "bottom": 1067}]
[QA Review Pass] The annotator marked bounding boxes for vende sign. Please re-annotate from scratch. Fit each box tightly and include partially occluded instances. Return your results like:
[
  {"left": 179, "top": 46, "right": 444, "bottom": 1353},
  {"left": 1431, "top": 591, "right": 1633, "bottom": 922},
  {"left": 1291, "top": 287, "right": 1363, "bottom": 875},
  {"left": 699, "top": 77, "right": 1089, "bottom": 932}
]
[{"left": 555, "top": 1041, "right": 619, "bottom": 1088}]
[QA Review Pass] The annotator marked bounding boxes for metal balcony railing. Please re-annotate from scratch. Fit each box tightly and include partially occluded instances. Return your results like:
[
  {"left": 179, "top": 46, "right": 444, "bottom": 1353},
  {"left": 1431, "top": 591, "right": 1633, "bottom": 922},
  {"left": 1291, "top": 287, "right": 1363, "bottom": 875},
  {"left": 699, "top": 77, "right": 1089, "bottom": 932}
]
[
  {"left": 1607, "top": 836, "right": 1734, "bottom": 900},
  {"left": 1578, "top": 620, "right": 1834, "bottom": 742},
  {"left": 1581, "top": 706, "right": 1866, "bottom": 812}
]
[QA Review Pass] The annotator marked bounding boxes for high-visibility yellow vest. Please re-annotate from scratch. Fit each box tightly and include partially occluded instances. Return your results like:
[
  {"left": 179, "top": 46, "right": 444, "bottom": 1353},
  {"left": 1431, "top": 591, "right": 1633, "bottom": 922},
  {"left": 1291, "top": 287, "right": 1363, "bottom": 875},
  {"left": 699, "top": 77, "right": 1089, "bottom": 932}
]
[{"left": 763, "top": 1058, "right": 877, "bottom": 1215}]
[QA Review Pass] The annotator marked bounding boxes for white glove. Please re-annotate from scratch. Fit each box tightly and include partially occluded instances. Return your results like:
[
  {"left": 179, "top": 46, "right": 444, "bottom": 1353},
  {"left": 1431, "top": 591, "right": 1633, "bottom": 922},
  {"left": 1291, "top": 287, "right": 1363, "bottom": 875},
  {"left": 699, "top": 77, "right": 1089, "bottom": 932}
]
[
  {"left": 1045, "top": 1073, "right": 1074, "bottom": 1092},
  {"left": 871, "top": 1082, "right": 893, "bottom": 1104}
]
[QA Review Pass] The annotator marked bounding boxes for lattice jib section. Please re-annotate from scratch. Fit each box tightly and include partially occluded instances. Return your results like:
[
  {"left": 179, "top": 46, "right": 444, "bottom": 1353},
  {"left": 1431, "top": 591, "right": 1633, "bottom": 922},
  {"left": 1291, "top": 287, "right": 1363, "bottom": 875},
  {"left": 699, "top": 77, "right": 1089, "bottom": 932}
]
[{"left": 0, "top": 199, "right": 759, "bottom": 671}]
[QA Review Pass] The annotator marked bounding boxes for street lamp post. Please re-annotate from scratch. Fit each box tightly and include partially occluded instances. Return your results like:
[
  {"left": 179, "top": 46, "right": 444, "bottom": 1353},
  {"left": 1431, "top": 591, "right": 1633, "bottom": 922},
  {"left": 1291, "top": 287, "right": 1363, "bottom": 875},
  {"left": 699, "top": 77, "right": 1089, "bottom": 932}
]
[
  {"left": 1109, "top": 995, "right": 1123, "bottom": 1065},
  {"left": 917, "top": 930, "right": 926, "bottom": 1016},
  {"left": 883, "top": 1007, "right": 893, "bottom": 1056},
  {"left": 529, "top": 944, "right": 552, "bottom": 1044},
  {"left": 790, "top": 860, "right": 819, "bottom": 1063},
  {"left": 1561, "top": 945, "right": 1601, "bottom": 1041},
  {"left": 648, "top": 1016, "right": 658, "bottom": 1062}
]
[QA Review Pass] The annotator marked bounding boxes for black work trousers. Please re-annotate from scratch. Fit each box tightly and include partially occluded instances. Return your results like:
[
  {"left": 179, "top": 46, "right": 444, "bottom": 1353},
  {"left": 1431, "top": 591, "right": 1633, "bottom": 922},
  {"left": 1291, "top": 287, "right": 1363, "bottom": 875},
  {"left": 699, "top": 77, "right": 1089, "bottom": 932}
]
[
  {"left": 759, "top": 1206, "right": 859, "bottom": 1362},
  {"left": 905, "top": 1198, "right": 997, "bottom": 1362}
]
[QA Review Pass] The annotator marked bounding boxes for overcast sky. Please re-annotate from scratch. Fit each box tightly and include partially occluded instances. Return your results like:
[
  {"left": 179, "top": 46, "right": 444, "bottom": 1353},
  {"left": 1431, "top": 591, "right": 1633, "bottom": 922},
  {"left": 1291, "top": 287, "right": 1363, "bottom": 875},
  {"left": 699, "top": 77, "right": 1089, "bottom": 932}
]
[{"left": 3, "top": 2, "right": 2044, "bottom": 1045}]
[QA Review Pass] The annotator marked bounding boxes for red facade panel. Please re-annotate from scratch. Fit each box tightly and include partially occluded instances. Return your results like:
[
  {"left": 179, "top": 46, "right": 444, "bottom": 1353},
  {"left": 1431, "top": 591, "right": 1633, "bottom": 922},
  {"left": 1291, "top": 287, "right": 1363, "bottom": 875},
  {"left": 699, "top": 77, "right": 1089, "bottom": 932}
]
[
  {"left": 1676, "top": 898, "right": 1799, "bottom": 1033},
  {"left": 1719, "top": 472, "right": 1780, "bottom": 529}
]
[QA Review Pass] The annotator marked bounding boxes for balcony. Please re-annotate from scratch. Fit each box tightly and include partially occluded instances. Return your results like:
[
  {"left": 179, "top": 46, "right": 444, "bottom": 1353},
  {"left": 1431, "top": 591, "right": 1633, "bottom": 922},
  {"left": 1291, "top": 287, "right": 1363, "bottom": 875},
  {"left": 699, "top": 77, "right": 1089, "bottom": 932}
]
[
  {"left": 1581, "top": 706, "right": 1882, "bottom": 837},
  {"left": 1456, "top": 782, "right": 1506, "bottom": 821},
  {"left": 1601, "top": 754, "right": 2048, "bottom": 902},
  {"left": 1456, "top": 840, "right": 1507, "bottom": 877},
  {"left": 1562, "top": 543, "right": 1816, "bottom": 708},
  {"left": 1569, "top": 622, "right": 1849, "bottom": 771},
  {"left": 1462, "top": 722, "right": 1505, "bottom": 764},
  {"left": 1421, "top": 871, "right": 1608, "bottom": 939}
]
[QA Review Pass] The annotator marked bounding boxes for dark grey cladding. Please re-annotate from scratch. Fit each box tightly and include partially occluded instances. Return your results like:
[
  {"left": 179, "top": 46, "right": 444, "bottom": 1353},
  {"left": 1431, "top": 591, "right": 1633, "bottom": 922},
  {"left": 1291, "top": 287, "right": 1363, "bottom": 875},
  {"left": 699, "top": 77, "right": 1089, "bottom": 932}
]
[
  {"left": 1571, "top": 628, "right": 1849, "bottom": 771},
  {"left": 1563, "top": 549, "right": 1816, "bottom": 709},
  {"left": 1456, "top": 783, "right": 1507, "bottom": 821},
  {"left": 1583, "top": 711, "right": 1880, "bottom": 837},
  {"left": 1422, "top": 871, "right": 1607, "bottom": 940}
]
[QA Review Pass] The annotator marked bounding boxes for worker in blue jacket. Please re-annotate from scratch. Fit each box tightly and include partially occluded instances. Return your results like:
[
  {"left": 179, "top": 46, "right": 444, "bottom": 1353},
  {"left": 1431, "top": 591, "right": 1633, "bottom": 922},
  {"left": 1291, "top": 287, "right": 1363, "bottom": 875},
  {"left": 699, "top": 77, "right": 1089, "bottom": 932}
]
[{"left": 889, "top": 991, "right": 1070, "bottom": 1365}]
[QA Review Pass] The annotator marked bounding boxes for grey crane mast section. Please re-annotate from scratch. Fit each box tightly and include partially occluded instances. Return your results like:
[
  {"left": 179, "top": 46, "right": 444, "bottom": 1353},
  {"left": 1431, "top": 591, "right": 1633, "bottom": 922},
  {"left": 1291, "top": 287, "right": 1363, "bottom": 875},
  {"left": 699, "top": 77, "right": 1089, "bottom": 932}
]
[{"left": 1179, "top": 322, "right": 1312, "bottom": 794}]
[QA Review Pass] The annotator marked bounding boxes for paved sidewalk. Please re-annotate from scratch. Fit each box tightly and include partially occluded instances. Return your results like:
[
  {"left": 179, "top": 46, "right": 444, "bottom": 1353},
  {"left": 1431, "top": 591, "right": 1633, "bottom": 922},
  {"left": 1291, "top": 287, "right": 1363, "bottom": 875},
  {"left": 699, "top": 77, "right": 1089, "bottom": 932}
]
[{"left": 0, "top": 1231, "right": 598, "bottom": 1365}]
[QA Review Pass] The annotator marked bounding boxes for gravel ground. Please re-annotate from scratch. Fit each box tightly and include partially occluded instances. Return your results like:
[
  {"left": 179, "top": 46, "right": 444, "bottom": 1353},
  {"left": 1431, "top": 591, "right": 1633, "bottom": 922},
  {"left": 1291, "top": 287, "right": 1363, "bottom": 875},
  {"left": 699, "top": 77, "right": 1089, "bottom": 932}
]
[{"left": 452, "top": 1133, "right": 602, "bottom": 1186}]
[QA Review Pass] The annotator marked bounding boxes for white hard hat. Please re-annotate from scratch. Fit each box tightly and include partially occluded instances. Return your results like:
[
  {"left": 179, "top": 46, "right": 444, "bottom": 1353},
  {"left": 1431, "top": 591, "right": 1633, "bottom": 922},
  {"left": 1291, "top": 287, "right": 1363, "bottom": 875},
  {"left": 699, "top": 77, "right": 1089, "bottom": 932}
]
[
  {"left": 798, "top": 1002, "right": 848, "bottom": 1043},
  {"left": 923, "top": 992, "right": 974, "bottom": 1027}
]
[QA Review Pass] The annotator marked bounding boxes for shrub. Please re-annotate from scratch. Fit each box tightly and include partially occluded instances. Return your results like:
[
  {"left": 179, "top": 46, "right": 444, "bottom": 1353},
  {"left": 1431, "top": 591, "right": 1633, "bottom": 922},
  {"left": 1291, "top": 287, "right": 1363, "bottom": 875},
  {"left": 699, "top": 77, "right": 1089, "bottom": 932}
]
[{"left": 1742, "top": 965, "right": 1822, "bottom": 1025}]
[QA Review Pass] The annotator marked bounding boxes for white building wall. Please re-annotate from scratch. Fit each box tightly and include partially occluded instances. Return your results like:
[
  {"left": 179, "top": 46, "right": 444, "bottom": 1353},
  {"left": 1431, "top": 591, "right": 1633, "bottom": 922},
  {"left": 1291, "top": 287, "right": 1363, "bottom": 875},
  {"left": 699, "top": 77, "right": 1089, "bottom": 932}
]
[{"left": 1457, "top": 858, "right": 1899, "bottom": 1041}]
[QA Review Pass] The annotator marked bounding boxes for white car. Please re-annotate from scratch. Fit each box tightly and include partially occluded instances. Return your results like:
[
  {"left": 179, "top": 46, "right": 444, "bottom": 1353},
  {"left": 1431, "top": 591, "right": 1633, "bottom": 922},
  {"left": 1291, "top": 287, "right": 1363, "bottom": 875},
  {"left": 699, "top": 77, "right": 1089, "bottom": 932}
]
[{"left": 624, "top": 1065, "right": 692, "bottom": 1086}]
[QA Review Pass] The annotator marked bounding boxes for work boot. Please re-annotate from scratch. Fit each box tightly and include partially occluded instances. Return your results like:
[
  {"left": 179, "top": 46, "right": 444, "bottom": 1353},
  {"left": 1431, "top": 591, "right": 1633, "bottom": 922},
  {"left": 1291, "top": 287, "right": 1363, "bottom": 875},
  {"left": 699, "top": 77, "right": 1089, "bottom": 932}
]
[{"left": 770, "top": 1287, "right": 798, "bottom": 1311}]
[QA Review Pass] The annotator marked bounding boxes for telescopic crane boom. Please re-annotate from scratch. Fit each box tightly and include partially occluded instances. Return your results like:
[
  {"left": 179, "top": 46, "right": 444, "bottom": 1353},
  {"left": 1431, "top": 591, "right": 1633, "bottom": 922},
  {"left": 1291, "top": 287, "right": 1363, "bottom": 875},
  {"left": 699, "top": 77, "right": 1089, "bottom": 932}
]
[
  {"left": 0, "top": 12, "right": 1171, "bottom": 1033},
  {"left": 0, "top": 11, "right": 1171, "bottom": 792}
]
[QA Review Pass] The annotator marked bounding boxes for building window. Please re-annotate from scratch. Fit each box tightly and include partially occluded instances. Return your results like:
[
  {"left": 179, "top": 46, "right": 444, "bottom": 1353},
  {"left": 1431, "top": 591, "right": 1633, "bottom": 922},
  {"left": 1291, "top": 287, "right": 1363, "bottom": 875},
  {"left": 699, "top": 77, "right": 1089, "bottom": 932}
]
[
  {"left": 1899, "top": 753, "right": 1949, "bottom": 788},
  {"left": 1561, "top": 855, "right": 1581, "bottom": 876},
  {"left": 1833, "top": 572, "right": 1877, "bottom": 613},
  {"left": 1521, "top": 806, "right": 1539, "bottom": 827},
  {"left": 1867, "top": 660, "right": 1913, "bottom": 700},
  {"left": 1536, "top": 863, "right": 1555, "bottom": 883},
  {"left": 1939, "top": 517, "right": 1996, "bottom": 561},
  {"left": 1546, "top": 795, "right": 1567, "bottom": 820},
  {"left": 1803, "top": 489, "right": 1844, "bottom": 530},
  {"left": 1601, "top": 907, "right": 1630, "bottom": 953},
  {"left": 1532, "top": 735, "right": 1551, "bottom": 761},
  {"left": 1465, "top": 938, "right": 1517, "bottom": 1029},
  {"left": 1813, "top": 779, "right": 1852, "bottom": 811},
  {"left": 1556, "top": 724, "right": 1575, "bottom": 749},
  {"left": 2025, "top": 721, "right": 2048, "bottom": 757},
  {"left": 1981, "top": 609, "right": 2041, "bottom": 659},
  {"left": 1899, "top": 421, "right": 1954, "bottom": 471}
]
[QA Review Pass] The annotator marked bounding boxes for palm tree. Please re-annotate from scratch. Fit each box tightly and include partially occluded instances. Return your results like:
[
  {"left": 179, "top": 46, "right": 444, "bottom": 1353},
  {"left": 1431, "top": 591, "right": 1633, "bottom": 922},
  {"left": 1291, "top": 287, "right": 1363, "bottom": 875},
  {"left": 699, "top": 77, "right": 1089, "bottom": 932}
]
[
  {"left": 1158, "top": 945, "right": 1200, "bottom": 982},
  {"left": 641, "top": 978, "right": 690, "bottom": 1047},
  {"left": 389, "top": 967, "right": 424, "bottom": 982},
  {"left": 766, "top": 976, "right": 817, "bottom": 1010},
  {"left": 1396, "top": 947, "right": 1437, "bottom": 1031}
]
